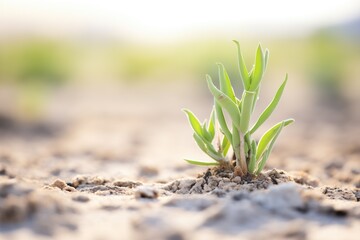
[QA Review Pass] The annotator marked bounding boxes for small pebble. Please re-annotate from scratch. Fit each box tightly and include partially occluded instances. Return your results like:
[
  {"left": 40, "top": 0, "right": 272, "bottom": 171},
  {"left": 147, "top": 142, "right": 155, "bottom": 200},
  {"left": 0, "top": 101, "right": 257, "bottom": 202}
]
[
  {"left": 64, "top": 186, "right": 76, "bottom": 192},
  {"left": 135, "top": 186, "right": 159, "bottom": 199},
  {"left": 232, "top": 176, "right": 242, "bottom": 184},
  {"left": 51, "top": 179, "right": 67, "bottom": 190},
  {"left": 72, "top": 195, "right": 90, "bottom": 202}
]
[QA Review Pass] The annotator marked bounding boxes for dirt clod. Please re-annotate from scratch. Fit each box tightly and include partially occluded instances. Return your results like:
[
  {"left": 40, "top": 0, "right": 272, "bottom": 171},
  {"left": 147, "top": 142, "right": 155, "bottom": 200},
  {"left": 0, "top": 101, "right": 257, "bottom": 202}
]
[
  {"left": 71, "top": 175, "right": 109, "bottom": 188},
  {"left": 113, "top": 180, "right": 142, "bottom": 188},
  {"left": 322, "top": 187, "right": 358, "bottom": 201},
  {"left": 291, "top": 171, "right": 320, "bottom": 187},
  {"left": 0, "top": 180, "right": 75, "bottom": 235}
]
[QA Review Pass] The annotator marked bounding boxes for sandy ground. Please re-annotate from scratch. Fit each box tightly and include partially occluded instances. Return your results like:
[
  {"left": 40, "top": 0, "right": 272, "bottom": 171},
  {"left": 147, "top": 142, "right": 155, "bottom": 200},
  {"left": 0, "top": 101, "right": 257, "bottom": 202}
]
[{"left": 0, "top": 80, "right": 359, "bottom": 240}]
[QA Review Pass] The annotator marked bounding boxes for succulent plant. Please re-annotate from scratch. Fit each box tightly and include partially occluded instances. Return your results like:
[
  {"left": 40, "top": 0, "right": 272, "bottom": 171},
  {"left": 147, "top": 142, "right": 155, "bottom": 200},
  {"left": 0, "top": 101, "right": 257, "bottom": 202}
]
[{"left": 183, "top": 41, "right": 294, "bottom": 176}]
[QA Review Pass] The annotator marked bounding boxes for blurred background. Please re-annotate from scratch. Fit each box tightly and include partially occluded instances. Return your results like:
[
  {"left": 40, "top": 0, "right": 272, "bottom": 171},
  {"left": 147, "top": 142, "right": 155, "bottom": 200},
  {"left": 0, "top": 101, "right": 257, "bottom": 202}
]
[{"left": 0, "top": 0, "right": 359, "bottom": 183}]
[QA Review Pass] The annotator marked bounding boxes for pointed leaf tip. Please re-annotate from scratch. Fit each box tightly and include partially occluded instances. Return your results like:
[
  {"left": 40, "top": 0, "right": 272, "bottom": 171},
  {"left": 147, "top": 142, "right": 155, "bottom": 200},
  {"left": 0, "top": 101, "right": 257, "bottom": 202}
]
[
  {"left": 250, "top": 73, "right": 289, "bottom": 134},
  {"left": 183, "top": 109, "right": 204, "bottom": 138},
  {"left": 234, "top": 41, "right": 250, "bottom": 90},
  {"left": 217, "top": 62, "right": 236, "bottom": 102}
]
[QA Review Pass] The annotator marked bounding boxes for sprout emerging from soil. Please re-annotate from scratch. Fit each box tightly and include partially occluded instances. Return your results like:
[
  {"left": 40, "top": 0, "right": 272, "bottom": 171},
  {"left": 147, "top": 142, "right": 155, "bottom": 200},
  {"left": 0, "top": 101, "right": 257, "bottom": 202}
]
[{"left": 183, "top": 41, "right": 294, "bottom": 177}]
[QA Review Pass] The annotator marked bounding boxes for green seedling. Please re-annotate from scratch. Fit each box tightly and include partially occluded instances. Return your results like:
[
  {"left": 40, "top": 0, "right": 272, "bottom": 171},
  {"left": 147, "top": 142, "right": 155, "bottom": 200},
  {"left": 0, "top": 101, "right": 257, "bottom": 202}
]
[{"left": 183, "top": 41, "right": 294, "bottom": 176}]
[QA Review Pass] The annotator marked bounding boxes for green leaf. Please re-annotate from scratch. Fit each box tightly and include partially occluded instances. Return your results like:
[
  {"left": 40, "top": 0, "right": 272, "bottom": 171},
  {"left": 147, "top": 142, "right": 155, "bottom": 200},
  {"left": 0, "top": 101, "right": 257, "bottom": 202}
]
[
  {"left": 207, "top": 75, "right": 241, "bottom": 130},
  {"left": 248, "top": 67, "right": 254, "bottom": 82},
  {"left": 256, "top": 119, "right": 294, "bottom": 161},
  {"left": 221, "top": 136, "right": 231, "bottom": 156},
  {"left": 251, "top": 86, "right": 260, "bottom": 114},
  {"left": 184, "top": 159, "right": 220, "bottom": 166},
  {"left": 183, "top": 109, "right": 203, "bottom": 137},
  {"left": 248, "top": 140, "right": 257, "bottom": 173},
  {"left": 193, "top": 133, "right": 223, "bottom": 161},
  {"left": 250, "top": 74, "right": 288, "bottom": 134},
  {"left": 215, "top": 102, "right": 232, "bottom": 142},
  {"left": 240, "top": 90, "right": 255, "bottom": 133},
  {"left": 193, "top": 132, "right": 208, "bottom": 153},
  {"left": 256, "top": 151, "right": 268, "bottom": 174},
  {"left": 250, "top": 44, "right": 265, "bottom": 91},
  {"left": 244, "top": 141, "right": 249, "bottom": 155},
  {"left": 244, "top": 133, "right": 251, "bottom": 157},
  {"left": 233, "top": 40, "right": 250, "bottom": 90},
  {"left": 232, "top": 124, "right": 241, "bottom": 161},
  {"left": 208, "top": 107, "right": 215, "bottom": 139},
  {"left": 256, "top": 121, "right": 285, "bottom": 174},
  {"left": 264, "top": 49, "right": 269, "bottom": 70},
  {"left": 236, "top": 98, "right": 242, "bottom": 108},
  {"left": 202, "top": 122, "right": 213, "bottom": 142},
  {"left": 217, "top": 63, "right": 236, "bottom": 102}
]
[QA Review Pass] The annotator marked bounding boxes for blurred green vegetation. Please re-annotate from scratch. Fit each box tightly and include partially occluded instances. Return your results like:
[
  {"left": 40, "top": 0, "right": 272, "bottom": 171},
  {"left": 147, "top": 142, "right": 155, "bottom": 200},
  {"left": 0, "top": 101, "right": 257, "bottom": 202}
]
[
  {"left": 0, "top": 32, "right": 359, "bottom": 118},
  {"left": 0, "top": 40, "right": 74, "bottom": 118},
  {"left": 305, "top": 31, "right": 359, "bottom": 104},
  {"left": 1, "top": 35, "right": 359, "bottom": 86},
  {"left": 0, "top": 39, "right": 73, "bottom": 85},
  {"left": 109, "top": 40, "right": 246, "bottom": 83}
]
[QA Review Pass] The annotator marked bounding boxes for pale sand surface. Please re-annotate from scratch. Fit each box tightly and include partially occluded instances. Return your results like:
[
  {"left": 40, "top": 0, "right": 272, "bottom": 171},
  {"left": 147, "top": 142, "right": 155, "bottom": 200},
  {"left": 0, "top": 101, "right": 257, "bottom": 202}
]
[{"left": 0, "top": 81, "right": 359, "bottom": 240}]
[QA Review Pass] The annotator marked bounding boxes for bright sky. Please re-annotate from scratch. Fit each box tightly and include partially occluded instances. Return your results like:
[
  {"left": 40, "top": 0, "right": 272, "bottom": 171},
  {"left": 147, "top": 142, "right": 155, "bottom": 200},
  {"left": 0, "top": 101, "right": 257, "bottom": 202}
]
[{"left": 1, "top": 0, "right": 359, "bottom": 42}]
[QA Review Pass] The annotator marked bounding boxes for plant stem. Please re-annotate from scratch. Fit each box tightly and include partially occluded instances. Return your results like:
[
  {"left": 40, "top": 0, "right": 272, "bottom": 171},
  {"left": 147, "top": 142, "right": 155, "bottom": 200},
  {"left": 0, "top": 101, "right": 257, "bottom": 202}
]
[
  {"left": 232, "top": 124, "right": 248, "bottom": 176},
  {"left": 239, "top": 132, "right": 248, "bottom": 175},
  {"left": 244, "top": 134, "right": 251, "bottom": 160},
  {"left": 240, "top": 91, "right": 255, "bottom": 133},
  {"left": 232, "top": 124, "right": 241, "bottom": 167}
]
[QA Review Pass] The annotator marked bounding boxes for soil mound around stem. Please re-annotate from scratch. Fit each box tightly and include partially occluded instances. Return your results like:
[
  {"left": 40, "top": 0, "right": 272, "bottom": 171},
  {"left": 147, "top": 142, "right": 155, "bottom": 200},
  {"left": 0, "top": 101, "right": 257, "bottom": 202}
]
[
  {"left": 53, "top": 169, "right": 358, "bottom": 203},
  {"left": 163, "top": 168, "right": 318, "bottom": 195}
]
